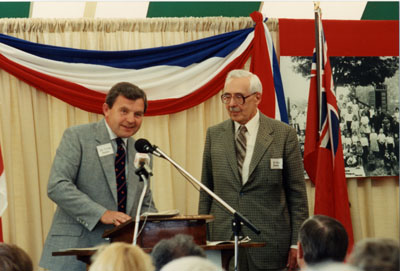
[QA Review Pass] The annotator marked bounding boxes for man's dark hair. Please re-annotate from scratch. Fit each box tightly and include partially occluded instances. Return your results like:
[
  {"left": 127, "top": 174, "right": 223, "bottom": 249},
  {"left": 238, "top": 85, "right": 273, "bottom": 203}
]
[
  {"left": 105, "top": 82, "right": 148, "bottom": 113},
  {"left": 151, "top": 234, "right": 206, "bottom": 271},
  {"left": 299, "top": 215, "right": 348, "bottom": 265},
  {"left": 0, "top": 243, "right": 33, "bottom": 271}
]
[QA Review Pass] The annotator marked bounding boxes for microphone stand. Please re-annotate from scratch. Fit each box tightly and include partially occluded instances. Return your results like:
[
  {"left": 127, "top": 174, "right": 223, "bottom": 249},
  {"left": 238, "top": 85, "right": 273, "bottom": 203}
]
[
  {"left": 151, "top": 145, "right": 260, "bottom": 271},
  {"left": 132, "top": 165, "right": 152, "bottom": 246}
]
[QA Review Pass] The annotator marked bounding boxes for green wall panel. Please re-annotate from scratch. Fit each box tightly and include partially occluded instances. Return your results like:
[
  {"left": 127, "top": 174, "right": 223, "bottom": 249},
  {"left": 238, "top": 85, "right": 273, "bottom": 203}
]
[
  {"left": 362, "top": 1, "right": 399, "bottom": 20},
  {"left": 147, "top": 2, "right": 261, "bottom": 18},
  {"left": 0, "top": 2, "right": 30, "bottom": 18}
]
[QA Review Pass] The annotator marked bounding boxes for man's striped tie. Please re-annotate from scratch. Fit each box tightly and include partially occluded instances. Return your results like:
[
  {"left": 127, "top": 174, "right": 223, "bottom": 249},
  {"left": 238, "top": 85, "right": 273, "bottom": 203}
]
[
  {"left": 115, "top": 138, "right": 127, "bottom": 213},
  {"left": 236, "top": 125, "right": 247, "bottom": 178}
]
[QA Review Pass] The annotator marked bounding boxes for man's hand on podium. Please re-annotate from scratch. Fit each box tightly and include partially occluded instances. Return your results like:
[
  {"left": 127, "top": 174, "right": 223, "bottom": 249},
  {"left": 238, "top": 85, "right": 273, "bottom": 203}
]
[{"left": 101, "top": 210, "right": 131, "bottom": 226}]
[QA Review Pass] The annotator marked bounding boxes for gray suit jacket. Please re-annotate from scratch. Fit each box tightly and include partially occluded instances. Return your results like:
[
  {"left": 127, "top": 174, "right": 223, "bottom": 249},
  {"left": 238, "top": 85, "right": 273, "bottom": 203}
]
[
  {"left": 39, "top": 119, "right": 157, "bottom": 271},
  {"left": 199, "top": 114, "right": 308, "bottom": 270}
]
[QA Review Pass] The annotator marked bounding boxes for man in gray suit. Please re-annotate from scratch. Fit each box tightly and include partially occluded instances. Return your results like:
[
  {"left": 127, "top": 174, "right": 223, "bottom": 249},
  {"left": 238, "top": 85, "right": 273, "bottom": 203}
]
[
  {"left": 39, "top": 82, "right": 157, "bottom": 271},
  {"left": 199, "top": 70, "right": 308, "bottom": 271}
]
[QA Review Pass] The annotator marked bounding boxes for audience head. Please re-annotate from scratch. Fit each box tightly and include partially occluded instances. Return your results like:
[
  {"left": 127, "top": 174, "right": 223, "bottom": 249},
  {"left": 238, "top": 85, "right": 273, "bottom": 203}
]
[
  {"left": 151, "top": 234, "right": 205, "bottom": 271},
  {"left": 160, "top": 256, "right": 222, "bottom": 271},
  {"left": 348, "top": 238, "right": 399, "bottom": 271},
  {"left": 297, "top": 215, "right": 348, "bottom": 268},
  {"left": 305, "top": 261, "right": 361, "bottom": 271},
  {"left": 0, "top": 243, "right": 33, "bottom": 271},
  {"left": 89, "top": 242, "right": 154, "bottom": 271}
]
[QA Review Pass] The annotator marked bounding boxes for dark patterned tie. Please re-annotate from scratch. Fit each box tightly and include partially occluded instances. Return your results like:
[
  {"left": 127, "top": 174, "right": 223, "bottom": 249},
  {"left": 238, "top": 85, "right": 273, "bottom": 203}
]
[
  {"left": 115, "top": 138, "right": 127, "bottom": 213},
  {"left": 236, "top": 125, "right": 247, "bottom": 178}
]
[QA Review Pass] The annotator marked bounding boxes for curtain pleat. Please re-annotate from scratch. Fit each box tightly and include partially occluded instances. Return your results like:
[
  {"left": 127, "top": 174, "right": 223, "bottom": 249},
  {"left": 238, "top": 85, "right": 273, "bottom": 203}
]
[{"left": 0, "top": 17, "right": 397, "bottom": 269}]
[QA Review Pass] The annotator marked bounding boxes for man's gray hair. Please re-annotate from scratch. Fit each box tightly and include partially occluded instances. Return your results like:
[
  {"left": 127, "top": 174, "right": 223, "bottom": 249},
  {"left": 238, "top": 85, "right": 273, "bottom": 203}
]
[
  {"left": 225, "top": 69, "right": 263, "bottom": 94},
  {"left": 151, "top": 234, "right": 205, "bottom": 271},
  {"left": 348, "top": 238, "right": 399, "bottom": 271}
]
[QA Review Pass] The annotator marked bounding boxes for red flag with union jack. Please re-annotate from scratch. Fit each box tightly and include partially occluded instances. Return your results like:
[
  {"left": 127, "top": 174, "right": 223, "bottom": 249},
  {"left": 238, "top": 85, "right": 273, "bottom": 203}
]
[
  {"left": 303, "top": 8, "right": 354, "bottom": 252},
  {"left": 0, "top": 145, "right": 7, "bottom": 242}
]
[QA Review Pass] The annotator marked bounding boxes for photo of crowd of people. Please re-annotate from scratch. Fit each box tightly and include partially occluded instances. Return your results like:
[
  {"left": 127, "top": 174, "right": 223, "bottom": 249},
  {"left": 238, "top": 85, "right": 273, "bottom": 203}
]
[
  {"left": 291, "top": 98, "right": 399, "bottom": 177},
  {"left": 281, "top": 56, "right": 399, "bottom": 178}
]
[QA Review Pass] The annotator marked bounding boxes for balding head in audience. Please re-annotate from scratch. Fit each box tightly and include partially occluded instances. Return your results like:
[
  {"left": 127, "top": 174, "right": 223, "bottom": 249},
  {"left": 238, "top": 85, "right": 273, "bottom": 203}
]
[
  {"left": 297, "top": 215, "right": 348, "bottom": 269},
  {"left": 151, "top": 234, "right": 206, "bottom": 271},
  {"left": 348, "top": 238, "right": 399, "bottom": 271}
]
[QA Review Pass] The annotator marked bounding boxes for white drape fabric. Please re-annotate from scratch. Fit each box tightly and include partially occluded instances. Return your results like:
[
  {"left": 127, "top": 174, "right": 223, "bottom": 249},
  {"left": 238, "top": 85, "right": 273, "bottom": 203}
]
[{"left": 0, "top": 18, "right": 397, "bottom": 268}]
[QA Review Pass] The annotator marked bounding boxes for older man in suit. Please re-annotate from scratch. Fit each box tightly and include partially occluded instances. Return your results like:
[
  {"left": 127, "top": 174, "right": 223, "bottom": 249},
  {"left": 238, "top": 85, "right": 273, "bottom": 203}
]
[
  {"left": 39, "top": 82, "right": 157, "bottom": 271},
  {"left": 199, "top": 70, "right": 308, "bottom": 271}
]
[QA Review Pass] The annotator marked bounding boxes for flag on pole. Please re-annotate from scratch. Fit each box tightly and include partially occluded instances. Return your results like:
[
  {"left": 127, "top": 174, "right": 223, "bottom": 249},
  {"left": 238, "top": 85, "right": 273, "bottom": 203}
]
[
  {"left": 303, "top": 7, "right": 354, "bottom": 252},
  {"left": 250, "top": 11, "right": 288, "bottom": 123},
  {"left": 0, "top": 145, "right": 7, "bottom": 242}
]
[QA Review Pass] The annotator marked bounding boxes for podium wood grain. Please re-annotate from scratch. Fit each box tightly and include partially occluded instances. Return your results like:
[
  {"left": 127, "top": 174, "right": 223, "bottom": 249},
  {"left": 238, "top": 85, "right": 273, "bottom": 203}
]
[{"left": 53, "top": 215, "right": 265, "bottom": 270}]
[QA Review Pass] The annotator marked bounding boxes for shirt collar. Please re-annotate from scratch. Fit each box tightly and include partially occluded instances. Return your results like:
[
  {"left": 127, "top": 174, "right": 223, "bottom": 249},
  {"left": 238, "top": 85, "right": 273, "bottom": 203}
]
[
  {"left": 234, "top": 110, "right": 260, "bottom": 135},
  {"left": 104, "top": 120, "right": 128, "bottom": 145}
]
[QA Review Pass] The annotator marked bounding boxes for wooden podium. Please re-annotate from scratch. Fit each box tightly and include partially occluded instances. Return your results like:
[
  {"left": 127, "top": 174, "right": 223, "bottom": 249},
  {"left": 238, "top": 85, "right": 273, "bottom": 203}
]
[
  {"left": 102, "top": 215, "right": 211, "bottom": 247},
  {"left": 53, "top": 215, "right": 265, "bottom": 270}
]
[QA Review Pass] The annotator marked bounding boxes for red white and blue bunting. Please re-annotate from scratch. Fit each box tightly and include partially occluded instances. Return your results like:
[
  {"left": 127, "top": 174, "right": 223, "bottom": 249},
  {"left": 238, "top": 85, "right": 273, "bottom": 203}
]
[{"left": 0, "top": 11, "right": 287, "bottom": 121}]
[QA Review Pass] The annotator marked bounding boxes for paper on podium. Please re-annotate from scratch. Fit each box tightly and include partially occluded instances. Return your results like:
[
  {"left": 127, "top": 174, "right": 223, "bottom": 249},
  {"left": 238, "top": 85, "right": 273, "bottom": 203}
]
[
  {"left": 206, "top": 236, "right": 251, "bottom": 246},
  {"left": 141, "top": 209, "right": 180, "bottom": 218},
  {"left": 56, "top": 246, "right": 100, "bottom": 252}
]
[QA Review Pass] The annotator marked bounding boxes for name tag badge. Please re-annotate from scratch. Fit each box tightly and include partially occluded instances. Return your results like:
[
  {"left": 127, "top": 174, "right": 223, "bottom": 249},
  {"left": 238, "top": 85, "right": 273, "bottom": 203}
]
[
  {"left": 270, "top": 158, "right": 283, "bottom": 169},
  {"left": 97, "top": 143, "right": 114, "bottom": 157}
]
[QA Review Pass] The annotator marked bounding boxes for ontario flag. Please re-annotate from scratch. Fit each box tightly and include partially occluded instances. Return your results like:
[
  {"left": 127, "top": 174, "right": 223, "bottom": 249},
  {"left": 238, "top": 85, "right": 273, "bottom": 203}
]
[
  {"left": 0, "top": 145, "right": 7, "bottom": 242},
  {"left": 303, "top": 8, "right": 354, "bottom": 251}
]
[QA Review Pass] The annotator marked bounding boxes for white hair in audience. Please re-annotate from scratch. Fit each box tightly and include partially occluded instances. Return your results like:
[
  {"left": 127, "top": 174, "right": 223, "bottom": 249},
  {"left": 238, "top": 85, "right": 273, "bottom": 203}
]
[
  {"left": 160, "top": 256, "right": 223, "bottom": 271},
  {"left": 305, "top": 261, "right": 361, "bottom": 271},
  {"left": 89, "top": 242, "right": 154, "bottom": 271}
]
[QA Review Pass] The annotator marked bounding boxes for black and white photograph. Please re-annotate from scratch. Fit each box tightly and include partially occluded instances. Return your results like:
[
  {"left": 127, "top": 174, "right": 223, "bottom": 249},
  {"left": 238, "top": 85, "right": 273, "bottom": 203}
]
[
  {"left": 0, "top": 2, "right": 398, "bottom": 269},
  {"left": 281, "top": 56, "right": 399, "bottom": 177}
]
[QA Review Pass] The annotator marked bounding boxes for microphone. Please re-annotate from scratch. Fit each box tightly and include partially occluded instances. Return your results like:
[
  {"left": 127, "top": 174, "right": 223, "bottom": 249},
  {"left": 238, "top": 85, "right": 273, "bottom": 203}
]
[
  {"left": 135, "top": 138, "right": 161, "bottom": 157},
  {"left": 134, "top": 153, "right": 152, "bottom": 176}
]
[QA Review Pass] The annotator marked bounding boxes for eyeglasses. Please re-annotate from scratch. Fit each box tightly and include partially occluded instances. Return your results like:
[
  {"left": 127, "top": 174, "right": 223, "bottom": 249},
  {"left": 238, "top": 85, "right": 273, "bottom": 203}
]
[{"left": 221, "top": 92, "right": 257, "bottom": 105}]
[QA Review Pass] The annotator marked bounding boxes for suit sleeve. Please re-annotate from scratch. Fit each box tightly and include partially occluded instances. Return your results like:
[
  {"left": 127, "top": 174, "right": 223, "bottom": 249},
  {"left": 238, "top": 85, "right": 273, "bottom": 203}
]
[
  {"left": 198, "top": 128, "right": 213, "bottom": 215},
  {"left": 282, "top": 127, "right": 309, "bottom": 245},
  {"left": 47, "top": 128, "right": 107, "bottom": 231}
]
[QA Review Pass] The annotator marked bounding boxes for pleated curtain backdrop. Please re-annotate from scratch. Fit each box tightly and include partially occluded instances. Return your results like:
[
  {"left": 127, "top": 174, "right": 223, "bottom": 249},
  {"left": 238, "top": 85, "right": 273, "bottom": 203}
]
[{"left": 0, "top": 17, "right": 397, "bottom": 269}]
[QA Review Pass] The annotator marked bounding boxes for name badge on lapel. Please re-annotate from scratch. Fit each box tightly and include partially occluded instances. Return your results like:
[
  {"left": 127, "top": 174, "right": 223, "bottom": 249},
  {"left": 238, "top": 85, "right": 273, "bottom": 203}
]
[
  {"left": 270, "top": 158, "right": 283, "bottom": 169},
  {"left": 97, "top": 143, "right": 114, "bottom": 157}
]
